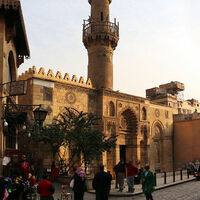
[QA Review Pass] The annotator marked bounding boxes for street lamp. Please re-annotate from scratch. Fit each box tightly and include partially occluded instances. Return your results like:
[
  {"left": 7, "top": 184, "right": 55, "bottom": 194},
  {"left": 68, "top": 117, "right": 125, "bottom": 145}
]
[{"left": 33, "top": 107, "right": 48, "bottom": 126}]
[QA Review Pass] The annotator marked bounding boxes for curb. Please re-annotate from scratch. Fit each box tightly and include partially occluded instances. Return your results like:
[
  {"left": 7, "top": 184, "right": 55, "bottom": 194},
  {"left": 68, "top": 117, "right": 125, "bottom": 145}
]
[{"left": 87, "top": 177, "right": 196, "bottom": 197}]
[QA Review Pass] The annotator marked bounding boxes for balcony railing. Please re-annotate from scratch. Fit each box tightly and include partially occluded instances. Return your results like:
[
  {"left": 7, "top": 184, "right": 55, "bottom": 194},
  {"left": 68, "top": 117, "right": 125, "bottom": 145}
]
[{"left": 83, "top": 21, "right": 119, "bottom": 38}]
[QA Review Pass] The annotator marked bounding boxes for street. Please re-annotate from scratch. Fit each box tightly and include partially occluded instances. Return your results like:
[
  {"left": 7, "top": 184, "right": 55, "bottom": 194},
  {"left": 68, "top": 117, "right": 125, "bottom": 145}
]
[{"left": 82, "top": 180, "right": 200, "bottom": 200}]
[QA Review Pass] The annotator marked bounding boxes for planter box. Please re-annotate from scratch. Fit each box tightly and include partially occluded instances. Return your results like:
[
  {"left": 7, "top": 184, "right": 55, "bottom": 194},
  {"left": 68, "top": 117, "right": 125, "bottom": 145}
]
[
  {"left": 55, "top": 175, "right": 72, "bottom": 185},
  {"left": 86, "top": 178, "right": 93, "bottom": 190}
]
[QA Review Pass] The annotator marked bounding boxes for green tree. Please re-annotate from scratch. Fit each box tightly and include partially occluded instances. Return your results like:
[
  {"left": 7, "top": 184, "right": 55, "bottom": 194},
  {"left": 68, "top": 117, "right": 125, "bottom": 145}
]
[
  {"left": 30, "top": 107, "right": 117, "bottom": 173},
  {"left": 30, "top": 122, "right": 66, "bottom": 159},
  {"left": 57, "top": 107, "right": 117, "bottom": 172}
]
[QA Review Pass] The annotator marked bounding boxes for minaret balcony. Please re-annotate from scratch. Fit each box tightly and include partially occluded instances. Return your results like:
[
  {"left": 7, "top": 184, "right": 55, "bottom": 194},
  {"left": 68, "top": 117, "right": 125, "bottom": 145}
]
[{"left": 83, "top": 21, "right": 119, "bottom": 39}]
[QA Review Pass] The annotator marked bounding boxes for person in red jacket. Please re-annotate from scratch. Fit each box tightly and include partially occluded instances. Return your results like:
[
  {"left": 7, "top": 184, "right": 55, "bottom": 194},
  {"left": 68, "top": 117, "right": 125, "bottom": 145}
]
[
  {"left": 37, "top": 174, "right": 55, "bottom": 200},
  {"left": 19, "top": 155, "right": 30, "bottom": 179},
  {"left": 126, "top": 161, "right": 138, "bottom": 193}
]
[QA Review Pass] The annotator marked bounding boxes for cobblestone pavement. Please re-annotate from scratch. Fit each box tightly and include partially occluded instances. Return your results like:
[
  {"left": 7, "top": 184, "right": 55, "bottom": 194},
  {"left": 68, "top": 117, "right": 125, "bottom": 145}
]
[
  {"left": 106, "top": 180, "right": 200, "bottom": 200},
  {"left": 50, "top": 180, "right": 200, "bottom": 200}
]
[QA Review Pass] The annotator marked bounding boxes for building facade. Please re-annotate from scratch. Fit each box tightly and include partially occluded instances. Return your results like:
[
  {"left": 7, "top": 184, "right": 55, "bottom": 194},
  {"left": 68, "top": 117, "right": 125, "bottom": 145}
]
[
  {"left": 18, "top": 66, "right": 174, "bottom": 173},
  {"left": 146, "top": 82, "right": 200, "bottom": 115},
  {"left": 0, "top": 0, "right": 29, "bottom": 175}
]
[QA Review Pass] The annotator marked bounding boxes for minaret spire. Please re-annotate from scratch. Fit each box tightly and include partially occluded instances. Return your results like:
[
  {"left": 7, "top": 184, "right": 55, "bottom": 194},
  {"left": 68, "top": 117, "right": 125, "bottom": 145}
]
[{"left": 83, "top": 0, "right": 119, "bottom": 90}]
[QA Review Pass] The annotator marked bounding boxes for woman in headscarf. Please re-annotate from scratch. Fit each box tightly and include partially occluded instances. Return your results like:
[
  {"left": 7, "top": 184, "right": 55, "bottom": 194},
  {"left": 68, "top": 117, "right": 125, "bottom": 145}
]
[{"left": 72, "top": 167, "right": 86, "bottom": 200}]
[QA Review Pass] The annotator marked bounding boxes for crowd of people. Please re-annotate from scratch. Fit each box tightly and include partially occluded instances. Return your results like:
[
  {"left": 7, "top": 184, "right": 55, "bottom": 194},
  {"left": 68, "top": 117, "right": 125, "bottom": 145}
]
[
  {"left": 1, "top": 154, "right": 155, "bottom": 200},
  {"left": 90, "top": 160, "right": 155, "bottom": 200},
  {"left": 1, "top": 154, "right": 56, "bottom": 200}
]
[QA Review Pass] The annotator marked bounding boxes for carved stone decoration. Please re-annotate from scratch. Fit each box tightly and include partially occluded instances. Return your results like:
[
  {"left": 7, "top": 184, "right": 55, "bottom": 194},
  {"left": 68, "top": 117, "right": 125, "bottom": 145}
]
[
  {"left": 66, "top": 92, "right": 76, "bottom": 104},
  {"left": 106, "top": 121, "right": 116, "bottom": 136},
  {"left": 155, "top": 109, "right": 160, "bottom": 117},
  {"left": 120, "top": 116, "right": 127, "bottom": 129},
  {"left": 119, "top": 103, "right": 122, "bottom": 108},
  {"left": 165, "top": 110, "right": 169, "bottom": 118},
  {"left": 166, "top": 122, "right": 168, "bottom": 128}
]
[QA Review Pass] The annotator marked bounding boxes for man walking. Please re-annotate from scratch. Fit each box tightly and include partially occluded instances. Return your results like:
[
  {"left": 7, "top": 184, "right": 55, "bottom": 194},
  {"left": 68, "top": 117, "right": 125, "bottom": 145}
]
[
  {"left": 126, "top": 161, "right": 138, "bottom": 192},
  {"left": 113, "top": 163, "right": 119, "bottom": 188},
  {"left": 117, "top": 160, "right": 126, "bottom": 192},
  {"left": 92, "top": 165, "right": 111, "bottom": 200},
  {"left": 141, "top": 165, "right": 154, "bottom": 200}
]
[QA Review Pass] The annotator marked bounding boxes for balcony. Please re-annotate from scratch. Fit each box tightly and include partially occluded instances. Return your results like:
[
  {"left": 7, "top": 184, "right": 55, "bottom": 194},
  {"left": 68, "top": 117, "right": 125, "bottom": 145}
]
[{"left": 83, "top": 21, "right": 119, "bottom": 38}]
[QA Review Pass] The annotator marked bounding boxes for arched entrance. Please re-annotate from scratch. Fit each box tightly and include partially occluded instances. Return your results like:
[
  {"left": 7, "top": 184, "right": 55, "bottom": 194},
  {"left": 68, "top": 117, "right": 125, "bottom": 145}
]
[
  {"left": 150, "top": 121, "right": 164, "bottom": 172},
  {"left": 118, "top": 108, "right": 138, "bottom": 164}
]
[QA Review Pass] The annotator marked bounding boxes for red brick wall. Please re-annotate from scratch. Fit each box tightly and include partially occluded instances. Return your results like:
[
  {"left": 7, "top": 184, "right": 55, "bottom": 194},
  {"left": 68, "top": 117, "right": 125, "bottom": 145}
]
[{"left": 174, "top": 119, "right": 200, "bottom": 169}]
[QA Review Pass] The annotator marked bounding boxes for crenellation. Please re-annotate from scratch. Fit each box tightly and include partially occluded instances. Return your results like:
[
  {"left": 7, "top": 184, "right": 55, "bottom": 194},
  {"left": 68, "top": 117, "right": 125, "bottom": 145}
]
[
  {"left": 18, "top": 67, "right": 93, "bottom": 88},
  {"left": 32, "top": 66, "right": 37, "bottom": 74},
  {"left": 71, "top": 75, "right": 78, "bottom": 83},
  {"left": 55, "top": 71, "right": 62, "bottom": 79},
  {"left": 63, "top": 73, "right": 70, "bottom": 81},
  {"left": 38, "top": 67, "right": 46, "bottom": 76},
  {"left": 47, "top": 69, "right": 54, "bottom": 78},
  {"left": 86, "top": 78, "right": 92, "bottom": 87},
  {"left": 79, "top": 76, "right": 85, "bottom": 85}
]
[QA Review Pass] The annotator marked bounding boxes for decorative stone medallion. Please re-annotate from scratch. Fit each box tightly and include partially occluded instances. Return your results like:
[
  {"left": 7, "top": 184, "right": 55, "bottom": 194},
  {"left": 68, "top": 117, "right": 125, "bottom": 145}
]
[
  {"left": 66, "top": 92, "right": 76, "bottom": 104},
  {"left": 155, "top": 109, "right": 160, "bottom": 117},
  {"left": 120, "top": 116, "right": 127, "bottom": 129}
]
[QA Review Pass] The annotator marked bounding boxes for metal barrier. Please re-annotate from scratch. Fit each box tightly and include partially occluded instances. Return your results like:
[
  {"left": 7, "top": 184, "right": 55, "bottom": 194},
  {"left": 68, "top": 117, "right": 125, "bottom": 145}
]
[{"left": 153, "top": 169, "right": 191, "bottom": 185}]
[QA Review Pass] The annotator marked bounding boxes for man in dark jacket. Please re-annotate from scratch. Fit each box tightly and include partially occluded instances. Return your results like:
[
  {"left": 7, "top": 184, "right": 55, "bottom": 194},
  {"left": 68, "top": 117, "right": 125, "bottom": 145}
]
[
  {"left": 117, "top": 160, "right": 126, "bottom": 192},
  {"left": 92, "top": 165, "right": 111, "bottom": 200},
  {"left": 113, "top": 163, "right": 119, "bottom": 188}
]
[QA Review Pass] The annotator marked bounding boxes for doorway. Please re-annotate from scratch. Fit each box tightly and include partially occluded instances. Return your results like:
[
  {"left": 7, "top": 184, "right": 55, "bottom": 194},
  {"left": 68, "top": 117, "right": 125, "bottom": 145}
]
[{"left": 120, "top": 145, "right": 126, "bottom": 163}]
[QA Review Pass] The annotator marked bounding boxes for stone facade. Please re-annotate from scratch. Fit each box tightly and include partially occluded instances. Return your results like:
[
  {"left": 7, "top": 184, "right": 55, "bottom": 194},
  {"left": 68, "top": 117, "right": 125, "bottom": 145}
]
[
  {"left": 18, "top": 67, "right": 174, "bottom": 173},
  {"left": 0, "top": 0, "right": 29, "bottom": 176}
]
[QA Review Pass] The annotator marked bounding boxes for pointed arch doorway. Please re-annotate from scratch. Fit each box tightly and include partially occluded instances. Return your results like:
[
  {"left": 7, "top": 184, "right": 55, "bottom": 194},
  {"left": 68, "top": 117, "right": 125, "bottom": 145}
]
[
  {"left": 150, "top": 121, "right": 164, "bottom": 172},
  {"left": 118, "top": 108, "right": 138, "bottom": 164}
]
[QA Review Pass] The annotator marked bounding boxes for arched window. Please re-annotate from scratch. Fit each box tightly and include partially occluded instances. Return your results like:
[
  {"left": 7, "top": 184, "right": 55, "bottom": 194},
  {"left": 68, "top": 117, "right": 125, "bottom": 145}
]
[
  {"left": 109, "top": 101, "right": 115, "bottom": 116},
  {"left": 101, "top": 12, "right": 104, "bottom": 21},
  {"left": 7, "top": 51, "right": 16, "bottom": 82},
  {"left": 142, "top": 107, "right": 147, "bottom": 120}
]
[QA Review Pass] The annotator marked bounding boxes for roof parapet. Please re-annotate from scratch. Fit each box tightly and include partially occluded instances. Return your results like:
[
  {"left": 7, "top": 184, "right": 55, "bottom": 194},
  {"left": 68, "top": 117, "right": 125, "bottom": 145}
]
[{"left": 18, "top": 66, "right": 93, "bottom": 88}]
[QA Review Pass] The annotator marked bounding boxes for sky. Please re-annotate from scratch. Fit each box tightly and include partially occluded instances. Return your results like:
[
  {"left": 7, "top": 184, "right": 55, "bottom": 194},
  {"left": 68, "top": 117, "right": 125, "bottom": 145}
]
[{"left": 19, "top": 0, "right": 200, "bottom": 101}]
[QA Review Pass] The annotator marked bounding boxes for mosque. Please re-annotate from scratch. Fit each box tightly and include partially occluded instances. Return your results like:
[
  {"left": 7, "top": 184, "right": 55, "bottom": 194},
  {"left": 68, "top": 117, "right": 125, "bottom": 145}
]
[{"left": 0, "top": 0, "right": 199, "bottom": 175}]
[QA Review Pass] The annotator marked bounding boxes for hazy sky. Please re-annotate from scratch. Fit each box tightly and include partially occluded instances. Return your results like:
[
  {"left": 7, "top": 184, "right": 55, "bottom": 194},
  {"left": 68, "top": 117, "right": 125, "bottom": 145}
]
[{"left": 19, "top": 0, "right": 200, "bottom": 101}]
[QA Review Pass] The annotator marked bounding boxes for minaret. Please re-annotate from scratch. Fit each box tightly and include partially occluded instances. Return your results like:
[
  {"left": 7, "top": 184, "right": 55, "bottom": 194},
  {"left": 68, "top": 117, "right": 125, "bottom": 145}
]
[{"left": 83, "top": 0, "right": 119, "bottom": 90}]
